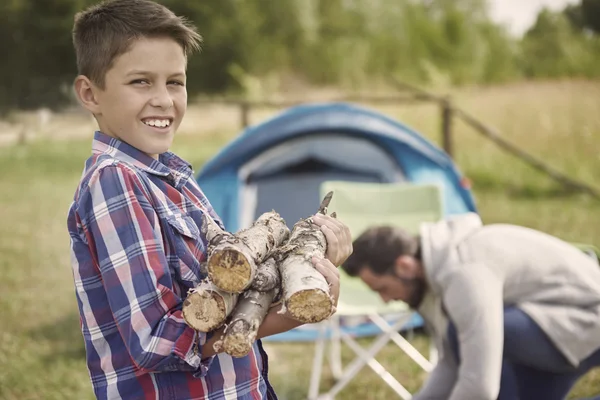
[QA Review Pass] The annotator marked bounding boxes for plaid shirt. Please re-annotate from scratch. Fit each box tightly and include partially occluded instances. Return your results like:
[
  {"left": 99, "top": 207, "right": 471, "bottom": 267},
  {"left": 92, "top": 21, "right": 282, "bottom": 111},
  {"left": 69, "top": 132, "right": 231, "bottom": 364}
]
[{"left": 67, "top": 132, "right": 276, "bottom": 400}]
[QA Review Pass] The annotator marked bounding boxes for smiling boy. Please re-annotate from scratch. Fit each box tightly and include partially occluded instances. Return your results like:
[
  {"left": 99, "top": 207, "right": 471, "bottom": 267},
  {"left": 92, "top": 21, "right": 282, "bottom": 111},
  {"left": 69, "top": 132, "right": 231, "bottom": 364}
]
[{"left": 66, "top": 1, "right": 352, "bottom": 399}]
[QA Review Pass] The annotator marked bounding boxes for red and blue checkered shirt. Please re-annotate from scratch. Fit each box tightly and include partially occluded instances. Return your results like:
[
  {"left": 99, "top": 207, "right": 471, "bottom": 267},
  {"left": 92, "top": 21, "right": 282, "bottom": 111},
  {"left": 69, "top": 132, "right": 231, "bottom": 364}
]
[{"left": 67, "top": 131, "right": 277, "bottom": 399}]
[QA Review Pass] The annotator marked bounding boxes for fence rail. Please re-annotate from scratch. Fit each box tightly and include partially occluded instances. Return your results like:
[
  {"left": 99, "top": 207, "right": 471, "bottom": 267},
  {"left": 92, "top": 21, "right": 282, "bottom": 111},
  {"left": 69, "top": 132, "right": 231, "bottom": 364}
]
[
  {"left": 195, "top": 78, "right": 599, "bottom": 199},
  {"left": 4, "top": 79, "right": 598, "bottom": 199}
]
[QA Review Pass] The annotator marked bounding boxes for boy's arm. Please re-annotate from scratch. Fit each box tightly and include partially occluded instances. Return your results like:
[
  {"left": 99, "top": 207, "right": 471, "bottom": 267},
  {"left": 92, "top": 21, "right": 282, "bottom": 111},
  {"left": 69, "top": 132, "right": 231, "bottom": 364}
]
[
  {"left": 199, "top": 305, "right": 305, "bottom": 359},
  {"left": 75, "top": 164, "right": 218, "bottom": 375},
  {"left": 256, "top": 305, "right": 305, "bottom": 340}
]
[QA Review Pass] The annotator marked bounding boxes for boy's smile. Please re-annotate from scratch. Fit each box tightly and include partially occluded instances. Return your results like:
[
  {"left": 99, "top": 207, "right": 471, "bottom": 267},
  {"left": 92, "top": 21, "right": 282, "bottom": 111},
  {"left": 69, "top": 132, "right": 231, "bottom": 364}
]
[{"left": 76, "top": 36, "right": 188, "bottom": 159}]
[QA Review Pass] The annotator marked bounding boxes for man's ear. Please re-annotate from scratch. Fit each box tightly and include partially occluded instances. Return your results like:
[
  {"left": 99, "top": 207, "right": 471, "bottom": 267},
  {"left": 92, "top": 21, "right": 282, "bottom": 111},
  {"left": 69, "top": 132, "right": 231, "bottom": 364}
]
[
  {"left": 393, "top": 255, "right": 417, "bottom": 279},
  {"left": 74, "top": 75, "right": 101, "bottom": 114}
]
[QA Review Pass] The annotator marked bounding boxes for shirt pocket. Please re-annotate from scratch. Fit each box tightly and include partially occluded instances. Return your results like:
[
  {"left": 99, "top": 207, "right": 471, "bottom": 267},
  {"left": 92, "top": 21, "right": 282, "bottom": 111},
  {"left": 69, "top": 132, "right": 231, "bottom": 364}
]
[{"left": 165, "top": 213, "right": 206, "bottom": 288}]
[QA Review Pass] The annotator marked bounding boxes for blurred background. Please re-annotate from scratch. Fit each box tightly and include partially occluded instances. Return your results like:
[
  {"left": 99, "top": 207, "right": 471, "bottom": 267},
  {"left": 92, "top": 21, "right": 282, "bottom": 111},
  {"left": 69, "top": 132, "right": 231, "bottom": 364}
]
[{"left": 1, "top": 0, "right": 600, "bottom": 399}]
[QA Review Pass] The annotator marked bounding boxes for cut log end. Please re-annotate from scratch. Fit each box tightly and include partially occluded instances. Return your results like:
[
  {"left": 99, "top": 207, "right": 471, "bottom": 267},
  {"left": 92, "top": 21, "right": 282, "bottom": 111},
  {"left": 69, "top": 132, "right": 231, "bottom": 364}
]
[
  {"left": 286, "top": 289, "right": 333, "bottom": 324},
  {"left": 208, "top": 249, "right": 253, "bottom": 293},
  {"left": 182, "top": 290, "right": 227, "bottom": 332},
  {"left": 223, "top": 320, "right": 255, "bottom": 358}
]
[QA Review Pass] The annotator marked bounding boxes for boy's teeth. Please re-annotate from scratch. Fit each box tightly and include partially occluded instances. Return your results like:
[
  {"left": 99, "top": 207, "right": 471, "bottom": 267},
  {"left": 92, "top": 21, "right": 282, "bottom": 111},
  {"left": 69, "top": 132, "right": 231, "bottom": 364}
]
[{"left": 144, "top": 119, "right": 170, "bottom": 127}]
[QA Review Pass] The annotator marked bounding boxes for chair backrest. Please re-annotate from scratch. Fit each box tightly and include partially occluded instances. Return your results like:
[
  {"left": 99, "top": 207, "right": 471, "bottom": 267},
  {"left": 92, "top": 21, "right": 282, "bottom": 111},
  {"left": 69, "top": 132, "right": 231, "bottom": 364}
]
[
  {"left": 320, "top": 181, "right": 444, "bottom": 238},
  {"left": 319, "top": 181, "right": 445, "bottom": 315}
]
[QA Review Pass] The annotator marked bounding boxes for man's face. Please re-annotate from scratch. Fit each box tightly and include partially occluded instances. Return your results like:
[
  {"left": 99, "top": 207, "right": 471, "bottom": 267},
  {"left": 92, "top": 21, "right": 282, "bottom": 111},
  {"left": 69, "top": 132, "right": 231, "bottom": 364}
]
[
  {"left": 93, "top": 37, "right": 187, "bottom": 159},
  {"left": 359, "top": 264, "right": 426, "bottom": 309}
]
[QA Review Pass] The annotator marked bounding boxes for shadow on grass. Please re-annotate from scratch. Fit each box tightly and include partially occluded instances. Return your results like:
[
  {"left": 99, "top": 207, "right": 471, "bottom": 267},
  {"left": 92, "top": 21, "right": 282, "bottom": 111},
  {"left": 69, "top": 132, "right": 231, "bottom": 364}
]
[{"left": 27, "top": 313, "right": 87, "bottom": 362}]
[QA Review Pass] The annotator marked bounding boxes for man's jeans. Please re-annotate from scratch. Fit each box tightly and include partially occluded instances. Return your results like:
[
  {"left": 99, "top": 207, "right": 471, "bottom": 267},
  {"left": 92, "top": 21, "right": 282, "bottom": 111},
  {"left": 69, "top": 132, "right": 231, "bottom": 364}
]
[{"left": 448, "top": 307, "right": 600, "bottom": 400}]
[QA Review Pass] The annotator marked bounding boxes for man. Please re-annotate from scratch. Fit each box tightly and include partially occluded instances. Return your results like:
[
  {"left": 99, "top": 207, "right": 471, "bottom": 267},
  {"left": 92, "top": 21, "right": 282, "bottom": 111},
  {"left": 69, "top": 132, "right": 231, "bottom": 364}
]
[{"left": 342, "top": 212, "right": 600, "bottom": 400}]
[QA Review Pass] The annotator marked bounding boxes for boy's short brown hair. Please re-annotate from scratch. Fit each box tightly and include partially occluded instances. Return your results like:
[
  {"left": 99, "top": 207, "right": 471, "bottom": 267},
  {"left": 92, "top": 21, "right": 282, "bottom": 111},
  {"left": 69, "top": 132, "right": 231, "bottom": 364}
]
[{"left": 73, "top": 0, "right": 202, "bottom": 88}]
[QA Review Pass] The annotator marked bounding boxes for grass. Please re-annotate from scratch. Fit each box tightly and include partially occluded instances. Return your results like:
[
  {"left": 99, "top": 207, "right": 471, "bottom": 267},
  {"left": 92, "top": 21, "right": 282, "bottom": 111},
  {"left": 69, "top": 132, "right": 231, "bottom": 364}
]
[{"left": 0, "top": 80, "right": 599, "bottom": 399}]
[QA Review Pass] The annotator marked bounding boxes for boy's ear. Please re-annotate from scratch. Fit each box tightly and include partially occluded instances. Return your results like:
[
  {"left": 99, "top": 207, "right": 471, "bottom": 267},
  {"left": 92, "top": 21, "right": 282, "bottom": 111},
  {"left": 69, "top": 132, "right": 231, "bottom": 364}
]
[{"left": 74, "top": 75, "right": 101, "bottom": 114}]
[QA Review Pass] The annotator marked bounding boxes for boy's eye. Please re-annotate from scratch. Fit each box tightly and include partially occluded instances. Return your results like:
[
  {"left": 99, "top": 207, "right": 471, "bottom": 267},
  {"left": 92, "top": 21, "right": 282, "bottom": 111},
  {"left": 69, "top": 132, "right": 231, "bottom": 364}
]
[
  {"left": 168, "top": 80, "right": 185, "bottom": 86},
  {"left": 130, "top": 79, "right": 149, "bottom": 85}
]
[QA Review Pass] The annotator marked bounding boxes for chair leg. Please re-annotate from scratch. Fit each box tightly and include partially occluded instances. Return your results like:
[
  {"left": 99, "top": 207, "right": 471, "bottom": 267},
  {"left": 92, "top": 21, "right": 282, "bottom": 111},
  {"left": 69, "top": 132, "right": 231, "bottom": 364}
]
[
  {"left": 319, "top": 315, "right": 411, "bottom": 400},
  {"left": 341, "top": 333, "right": 413, "bottom": 399},
  {"left": 328, "top": 315, "right": 343, "bottom": 380},
  {"left": 369, "top": 313, "right": 433, "bottom": 372},
  {"left": 308, "top": 322, "right": 328, "bottom": 400}
]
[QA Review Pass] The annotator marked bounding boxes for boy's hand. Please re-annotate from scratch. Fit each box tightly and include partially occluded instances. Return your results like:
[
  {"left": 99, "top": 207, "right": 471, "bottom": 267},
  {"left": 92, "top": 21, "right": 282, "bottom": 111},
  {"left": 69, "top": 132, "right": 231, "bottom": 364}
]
[
  {"left": 312, "top": 256, "right": 340, "bottom": 308},
  {"left": 312, "top": 213, "right": 353, "bottom": 266}
]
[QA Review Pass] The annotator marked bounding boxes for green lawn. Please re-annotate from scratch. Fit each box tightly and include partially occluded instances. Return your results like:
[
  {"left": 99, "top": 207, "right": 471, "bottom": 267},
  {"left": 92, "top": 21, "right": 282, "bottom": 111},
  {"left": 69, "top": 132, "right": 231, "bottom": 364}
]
[{"left": 1, "top": 81, "right": 599, "bottom": 399}]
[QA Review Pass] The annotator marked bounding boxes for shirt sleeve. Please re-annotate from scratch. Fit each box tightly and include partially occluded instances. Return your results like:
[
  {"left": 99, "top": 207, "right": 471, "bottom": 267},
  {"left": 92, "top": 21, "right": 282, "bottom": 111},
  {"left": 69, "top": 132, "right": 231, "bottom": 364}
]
[
  {"left": 76, "top": 164, "right": 214, "bottom": 375},
  {"left": 443, "top": 265, "right": 504, "bottom": 400}
]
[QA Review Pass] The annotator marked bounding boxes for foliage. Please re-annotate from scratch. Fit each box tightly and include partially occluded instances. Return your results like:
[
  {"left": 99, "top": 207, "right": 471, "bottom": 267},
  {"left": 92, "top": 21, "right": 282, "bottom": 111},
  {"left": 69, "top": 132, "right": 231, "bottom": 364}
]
[
  {"left": 1, "top": 0, "right": 600, "bottom": 114},
  {"left": 520, "top": 7, "right": 600, "bottom": 79}
]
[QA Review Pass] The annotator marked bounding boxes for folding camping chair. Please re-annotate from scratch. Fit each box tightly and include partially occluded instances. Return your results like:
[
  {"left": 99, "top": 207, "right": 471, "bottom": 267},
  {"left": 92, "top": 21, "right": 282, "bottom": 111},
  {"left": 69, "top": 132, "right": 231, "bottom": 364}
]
[{"left": 308, "top": 181, "right": 445, "bottom": 400}]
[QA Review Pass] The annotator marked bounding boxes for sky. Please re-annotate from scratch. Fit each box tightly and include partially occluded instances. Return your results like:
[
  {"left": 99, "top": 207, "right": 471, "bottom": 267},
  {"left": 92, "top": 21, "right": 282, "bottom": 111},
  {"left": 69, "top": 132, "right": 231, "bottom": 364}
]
[{"left": 487, "top": 0, "right": 579, "bottom": 36}]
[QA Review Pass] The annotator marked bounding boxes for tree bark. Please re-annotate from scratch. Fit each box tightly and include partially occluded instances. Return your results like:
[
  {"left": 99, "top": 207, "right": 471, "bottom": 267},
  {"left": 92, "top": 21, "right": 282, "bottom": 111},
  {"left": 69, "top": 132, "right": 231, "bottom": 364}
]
[
  {"left": 182, "top": 280, "right": 238, "bottom": 332},
  {"left": 201, "top": 212, "right": 227, "bottom": 248},
  {"left": 278, "top": 217, "right": 333, "bottom": 324},
  {"left": 205, "top": 211, "right": 290, "bottom": 293},
  {"left": 251, "top": 256, "right": 281, "bottom": 292},
  {"left": 222, "top": 288, "right": 277, "bottom": 358}
]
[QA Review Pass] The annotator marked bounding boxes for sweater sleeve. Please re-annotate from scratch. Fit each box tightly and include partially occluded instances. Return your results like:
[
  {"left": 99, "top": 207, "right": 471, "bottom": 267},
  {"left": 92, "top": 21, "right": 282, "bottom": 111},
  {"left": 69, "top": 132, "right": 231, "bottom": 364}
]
[
  {"left": 412, "top": 337, "right": 458, "bottom": 399},
  {"left": 443, "top": 264, "right": 504, "bottom": 400}
]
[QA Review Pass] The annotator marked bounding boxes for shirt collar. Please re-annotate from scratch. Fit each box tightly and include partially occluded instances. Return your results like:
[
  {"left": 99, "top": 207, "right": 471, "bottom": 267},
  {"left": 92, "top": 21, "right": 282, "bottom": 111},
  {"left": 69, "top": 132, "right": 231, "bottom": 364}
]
[{"left": 92, "top": 131, "right": 192, "bottom": 179}]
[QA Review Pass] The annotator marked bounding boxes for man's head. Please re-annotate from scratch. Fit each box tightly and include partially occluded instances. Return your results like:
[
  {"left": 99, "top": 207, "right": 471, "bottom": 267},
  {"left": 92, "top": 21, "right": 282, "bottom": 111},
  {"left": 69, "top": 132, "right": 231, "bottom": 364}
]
[
  {"left": 72, "top": 0, "right": 202, "bottom": 158},
  {"left": 342, "top": 226, "right": 427, "bottom": 309}
]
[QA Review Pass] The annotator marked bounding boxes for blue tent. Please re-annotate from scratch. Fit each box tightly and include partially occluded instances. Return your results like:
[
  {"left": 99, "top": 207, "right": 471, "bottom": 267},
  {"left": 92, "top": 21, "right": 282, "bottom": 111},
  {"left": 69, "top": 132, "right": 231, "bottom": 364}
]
[{"left": 197, "top": 102, "right": 476, "bottom": 234}]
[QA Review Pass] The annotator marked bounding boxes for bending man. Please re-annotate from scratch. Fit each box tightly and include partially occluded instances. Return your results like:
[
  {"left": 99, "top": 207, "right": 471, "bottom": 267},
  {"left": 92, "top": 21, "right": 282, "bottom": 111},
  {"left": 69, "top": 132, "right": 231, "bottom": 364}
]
[{"left": 342, "top": 212, "right": 600, "bottom": 400}]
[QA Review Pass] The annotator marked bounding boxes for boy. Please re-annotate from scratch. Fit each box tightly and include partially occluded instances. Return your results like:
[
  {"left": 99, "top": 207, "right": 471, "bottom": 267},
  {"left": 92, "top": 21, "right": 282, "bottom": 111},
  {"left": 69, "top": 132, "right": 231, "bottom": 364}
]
[{"left": 67, "top": 1, "right": 353, "bottom": 399}]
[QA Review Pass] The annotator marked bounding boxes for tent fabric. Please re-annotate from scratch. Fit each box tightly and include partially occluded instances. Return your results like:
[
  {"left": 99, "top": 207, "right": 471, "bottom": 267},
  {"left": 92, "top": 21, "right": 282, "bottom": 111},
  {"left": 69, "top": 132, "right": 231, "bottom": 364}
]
[
  {"left": 196, "top": 102, "right": 478, "bottom": 342},
  {"left": 196, "top": 102, "right": 477, "bottom": 233},
  {"left": 237, "top": 133, "right": 405, "bottom": 228},
  {"left": 239, "top": 133, "right": 403, "bottom": 181}
]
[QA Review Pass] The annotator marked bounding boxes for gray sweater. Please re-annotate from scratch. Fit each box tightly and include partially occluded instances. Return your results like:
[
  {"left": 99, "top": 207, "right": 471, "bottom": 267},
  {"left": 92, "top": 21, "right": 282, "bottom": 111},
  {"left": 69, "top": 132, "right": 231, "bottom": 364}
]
[{"left": 413, "top": 213, "right": 600, "bottom": 400}]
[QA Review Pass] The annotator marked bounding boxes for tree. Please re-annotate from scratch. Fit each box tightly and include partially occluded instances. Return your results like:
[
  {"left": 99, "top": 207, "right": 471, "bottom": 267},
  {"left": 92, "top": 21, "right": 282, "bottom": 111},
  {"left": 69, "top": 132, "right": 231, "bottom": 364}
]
[
  {"left": 564, "top": 0, "right": 600, "bottom": 35},
  {"left": 521, "top": 8, "right": 600, "bottom": 79},
  {"left": 0, "top": 0, "right": 86, "bottom": 113}
]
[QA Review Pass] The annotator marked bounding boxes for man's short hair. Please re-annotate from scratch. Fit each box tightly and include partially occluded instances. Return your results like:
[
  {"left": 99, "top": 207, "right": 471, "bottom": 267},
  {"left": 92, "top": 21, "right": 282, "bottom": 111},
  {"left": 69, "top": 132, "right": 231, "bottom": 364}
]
[
  {"left": 342, "top": 226, "right": 420, "bottom": 276},
  {"left": 72, "top": 0, "right": 202, "bottom": 88}
]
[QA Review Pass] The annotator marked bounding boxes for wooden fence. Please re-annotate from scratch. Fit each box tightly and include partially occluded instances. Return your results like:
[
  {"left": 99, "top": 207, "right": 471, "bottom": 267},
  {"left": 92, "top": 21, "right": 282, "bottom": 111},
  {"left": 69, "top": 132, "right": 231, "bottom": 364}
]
[
  {"left": 196, "top": 78, "right": 599, "bottom": 199},
  {"left": 196, "top": 91, "right": 454, "bottom": 154}
]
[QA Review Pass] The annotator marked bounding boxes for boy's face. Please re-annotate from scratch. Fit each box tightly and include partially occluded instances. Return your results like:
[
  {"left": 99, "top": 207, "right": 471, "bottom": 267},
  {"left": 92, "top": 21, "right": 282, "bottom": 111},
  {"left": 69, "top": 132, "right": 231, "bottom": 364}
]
[{"left": 78, "top": 37, "right": 187, "bottom": 159}]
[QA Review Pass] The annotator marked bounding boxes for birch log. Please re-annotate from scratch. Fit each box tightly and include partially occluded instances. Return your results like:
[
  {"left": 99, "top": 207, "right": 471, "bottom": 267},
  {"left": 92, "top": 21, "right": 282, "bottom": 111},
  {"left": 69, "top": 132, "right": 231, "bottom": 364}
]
[
  {"left": 204, "top": 211, "right": 290, "bottom": 293},
  {"left": 278, "top": 192, "right": 335, "bottom": 323},
  {"left": 201, "top": 212, "right": 227, "bottom": 248},
  {"left": 250, "top": 256, "right": 281, "bottom": 292},
  {"left": 182, "top": 281, "right": 238, "bottom": 332},
  {"left": 222, "top": 288, "right": 277, "bottom": 358}
]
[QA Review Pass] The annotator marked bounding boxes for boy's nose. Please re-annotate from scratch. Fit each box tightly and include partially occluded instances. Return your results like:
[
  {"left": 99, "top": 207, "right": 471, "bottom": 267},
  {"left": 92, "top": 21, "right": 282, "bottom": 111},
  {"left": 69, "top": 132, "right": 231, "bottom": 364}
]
[{"left": 150, "top": 86, "right": 174, "bottom": 109}]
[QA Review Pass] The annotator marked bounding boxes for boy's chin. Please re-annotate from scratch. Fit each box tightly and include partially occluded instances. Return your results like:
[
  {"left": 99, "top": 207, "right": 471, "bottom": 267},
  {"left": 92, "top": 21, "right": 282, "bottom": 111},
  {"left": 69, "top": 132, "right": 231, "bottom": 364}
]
[
  {"left": 137, "top": 139, "right": 173, "bottom": 158},
  {"left": 146, "top": 144, "right": 171, "bottom": 157}
]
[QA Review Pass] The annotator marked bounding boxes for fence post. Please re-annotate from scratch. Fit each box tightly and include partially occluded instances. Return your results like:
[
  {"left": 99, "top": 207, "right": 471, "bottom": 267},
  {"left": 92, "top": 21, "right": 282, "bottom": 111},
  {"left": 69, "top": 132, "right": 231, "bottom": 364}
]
[
  {"left": 441, "top": 98, "right": 453, "bottom": 158},
  {"left": 18, "top": 125, "right": 28, "bottom": 145},
  {"left": 240, "top": 101, "right": 250, "bottom": 129}
]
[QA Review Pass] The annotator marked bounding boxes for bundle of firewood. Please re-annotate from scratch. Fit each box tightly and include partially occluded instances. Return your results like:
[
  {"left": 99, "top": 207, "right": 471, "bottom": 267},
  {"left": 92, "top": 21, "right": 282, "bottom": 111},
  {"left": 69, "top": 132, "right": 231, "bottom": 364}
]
[{"left": 182, "top": 192, "right": 337, "bottom": 358}]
